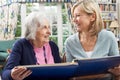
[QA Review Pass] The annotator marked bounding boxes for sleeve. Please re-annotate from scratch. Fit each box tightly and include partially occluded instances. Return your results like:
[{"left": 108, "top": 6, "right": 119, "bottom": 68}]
[
  {"left": 109, "top": 33, "right": 119, "bottom": 56},
  {"left": 2, "top": 40, "right": 22, "bottom": 80},
  {"left": 64, "top": 39, "right": 73, "bottom": 62},
  {"left": 2, "top": 70, "right": 12, "bottom": 80}
]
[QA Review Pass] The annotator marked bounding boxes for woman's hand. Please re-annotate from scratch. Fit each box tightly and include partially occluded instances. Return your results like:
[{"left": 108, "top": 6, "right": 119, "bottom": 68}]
[
  {"left": 108, "top": 66, "right": 120, "bottom": 80},
  {"left": 11, "top": 66, "right": 32, "bottom": 80}
]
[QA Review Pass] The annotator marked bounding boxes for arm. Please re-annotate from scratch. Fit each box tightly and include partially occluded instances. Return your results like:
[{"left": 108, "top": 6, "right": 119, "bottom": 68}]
[
  {"left": 2, "top": 70, "right": 12, "bottom": 80},
  {"left": 64, "top": 40, "right": 73, "bottom": 62},
  {"left": 2, "top": 40, "right": 22, "bottom": 80},
  {"left": 108, "top": 32, "right": 120, "bottom": 80},
  {"left": 109, "top": 32, "right": 119, "bottom": 56}
]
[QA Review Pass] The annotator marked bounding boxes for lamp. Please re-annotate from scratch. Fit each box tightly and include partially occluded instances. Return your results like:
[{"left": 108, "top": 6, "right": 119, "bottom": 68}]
[
  {"left": 109, "top": 20, "right": 119, "bottom": 28},
  {"left": 109, "top": 20, "right": 119, "bottom": 37}
]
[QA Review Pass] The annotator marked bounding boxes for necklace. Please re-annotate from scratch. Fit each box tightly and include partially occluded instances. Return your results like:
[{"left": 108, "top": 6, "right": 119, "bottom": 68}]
[{"left": 43, "top": 46, "right": 47, "bottom": 64}]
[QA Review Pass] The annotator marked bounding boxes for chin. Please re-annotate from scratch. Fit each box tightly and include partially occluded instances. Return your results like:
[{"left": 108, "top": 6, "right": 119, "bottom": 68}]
[
  {"left": 45, "top": 40, "right": 49, "bottom": 43},
  {"left": 76, "top": 29, "right": 81, "bottom": 32}
]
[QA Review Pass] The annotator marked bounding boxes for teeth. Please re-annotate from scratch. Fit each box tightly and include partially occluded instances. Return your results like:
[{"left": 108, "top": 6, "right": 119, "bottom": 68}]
[{"left": 73, "top": 23, "right": 79, "bottom": 27}]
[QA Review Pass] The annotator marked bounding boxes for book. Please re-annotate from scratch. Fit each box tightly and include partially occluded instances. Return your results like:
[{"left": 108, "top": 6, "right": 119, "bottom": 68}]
[
  {"left": 74, "top": 56, "right": 120, "bottom": 76},
  {"left": 18, "top": 62, "right": 78, "bottom": 78},
  {"left": 17, "top": 56, "right": 120, "bottom": 78}
]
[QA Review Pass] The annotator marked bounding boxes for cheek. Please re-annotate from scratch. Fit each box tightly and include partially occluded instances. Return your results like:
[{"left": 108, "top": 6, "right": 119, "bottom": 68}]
[
  {"left": 37, "top": 30, "right": 45, "bottom": 35},
  {"left": 76, "top": 17, "right": 84, "bottom": 24},
  {"left": 81, "top": 18, "right": 90, "bottom": 25},
  {"left": 36, "top": 31, "right": 43, "bottom": 39}
]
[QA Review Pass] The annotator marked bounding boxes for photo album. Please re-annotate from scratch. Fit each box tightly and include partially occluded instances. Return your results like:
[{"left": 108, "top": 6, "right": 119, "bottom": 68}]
[{"left": 18, "top": 56, "right": 120, "bottom": 78}]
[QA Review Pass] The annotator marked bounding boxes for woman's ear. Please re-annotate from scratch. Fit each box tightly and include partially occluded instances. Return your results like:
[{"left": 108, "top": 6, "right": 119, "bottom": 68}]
[{"left": 90, "top": 13, "right": 96, "bottom": 21}]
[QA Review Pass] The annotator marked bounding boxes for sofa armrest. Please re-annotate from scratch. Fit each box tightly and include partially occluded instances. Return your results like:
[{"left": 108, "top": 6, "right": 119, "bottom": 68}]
[{"left": 0, "top": 52, "right": 9, "bottom": 65}]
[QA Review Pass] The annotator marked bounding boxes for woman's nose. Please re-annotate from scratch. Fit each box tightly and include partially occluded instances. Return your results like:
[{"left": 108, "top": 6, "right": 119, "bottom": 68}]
[
  {"left": 72, "top": 17, "right": 77, "bottom": 23},
  {"left": 47, "top": 28, "right": 51, "bottom": 35}
]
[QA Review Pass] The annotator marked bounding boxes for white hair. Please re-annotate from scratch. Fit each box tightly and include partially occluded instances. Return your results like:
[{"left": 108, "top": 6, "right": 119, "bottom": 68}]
[{"left": 23, "top": 12, "right": 49, "bottom": 40}]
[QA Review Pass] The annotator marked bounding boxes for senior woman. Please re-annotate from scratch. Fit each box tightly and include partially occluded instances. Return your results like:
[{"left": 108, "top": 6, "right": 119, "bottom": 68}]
[{"left": 2, "top": 12, "right": 62, "bottom": 80}]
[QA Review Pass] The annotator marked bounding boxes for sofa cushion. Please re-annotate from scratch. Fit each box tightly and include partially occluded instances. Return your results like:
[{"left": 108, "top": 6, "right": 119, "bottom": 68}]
[
  {"left": 0, "top": 40, "right": 16, "bottom": 65},
  {"left": 0, "top": 40, "right": 16, "bottom": 52}
]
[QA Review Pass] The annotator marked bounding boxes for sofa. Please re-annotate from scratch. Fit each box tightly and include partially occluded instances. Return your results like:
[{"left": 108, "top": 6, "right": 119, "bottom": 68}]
[{"left": 0, "top": 39, "right": 16, "bottom": 69}]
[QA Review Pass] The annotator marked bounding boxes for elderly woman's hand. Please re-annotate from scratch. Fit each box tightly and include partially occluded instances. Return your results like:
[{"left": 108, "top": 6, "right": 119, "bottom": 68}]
[
  {"left": 108, "top": 65, "right": 120, "bottom": 80},
  {"left": 11, "top": 66, "right": 32, "bottom": 80}
]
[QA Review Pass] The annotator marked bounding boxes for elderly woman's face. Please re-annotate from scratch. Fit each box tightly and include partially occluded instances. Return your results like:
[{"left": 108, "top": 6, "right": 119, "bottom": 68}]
[{"left": 35, "top": 20, "right": 51, "bottom": 44}]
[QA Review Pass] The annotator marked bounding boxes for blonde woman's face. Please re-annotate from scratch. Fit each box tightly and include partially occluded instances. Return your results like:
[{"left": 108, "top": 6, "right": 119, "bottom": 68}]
[
  {"left": 73, "top": 6, "right": 93, "bottom": 32},
  {"left": 35, "top": 20, "right": 51, "bottom": 44}
]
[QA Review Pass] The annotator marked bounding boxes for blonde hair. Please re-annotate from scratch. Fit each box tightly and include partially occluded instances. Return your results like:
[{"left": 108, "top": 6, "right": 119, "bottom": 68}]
[
  {"left": 72, "top": 0, "right": 104, "bottom": 36},
  {"left": 23, "top": 12, "right": 49, "bottom": 40}
]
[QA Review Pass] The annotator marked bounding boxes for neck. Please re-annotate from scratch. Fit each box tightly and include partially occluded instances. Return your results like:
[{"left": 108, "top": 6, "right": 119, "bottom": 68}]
[
  {"left": 30, "top": 40, "right": 44, "bottom": 48},
  {"left": 79, "top": 32, "right": 97, "bottom": 42},
  {"left": 79, "top": 32, "right": 91, "bottom": 38},
  {"left": 79, "top": 32, "right": 97, "bottom": 51}
]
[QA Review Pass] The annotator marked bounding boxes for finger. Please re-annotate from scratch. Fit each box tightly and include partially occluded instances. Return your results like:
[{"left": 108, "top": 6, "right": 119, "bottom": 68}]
[
  {"left": 24, "top": 70, "right": 32, "bottom": 76},
  {"left": 20, "top": 70, "right": 32, "bottom": 79},
  {"left": 11, "top": 67, "right": 27, "bottom": 80},
  {"left": 108, "top": 68, "right": 120, "bottom": 76},
  {"left": 12, "top": 67, "right": 27, "bottom": 76},
  {"left": 108, "top": 69, "right": 112, "bottom": 72},
  {"left": 17, "top": 69, "right": 28, "bottom": 76}
]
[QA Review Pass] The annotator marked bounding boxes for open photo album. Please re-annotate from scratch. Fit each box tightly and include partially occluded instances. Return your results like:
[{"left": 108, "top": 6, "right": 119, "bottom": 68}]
[{"left": 17, "top": 56, "right": 120, "bottom": 78}]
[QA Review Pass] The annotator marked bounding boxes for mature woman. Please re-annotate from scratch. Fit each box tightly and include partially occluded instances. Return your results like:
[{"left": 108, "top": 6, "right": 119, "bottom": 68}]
[
  {"left": 2, "top": 12, "right": 62, "bottom": 80},
  {"left": 65, "top": 0, "right": 120, "bottom": 80}
]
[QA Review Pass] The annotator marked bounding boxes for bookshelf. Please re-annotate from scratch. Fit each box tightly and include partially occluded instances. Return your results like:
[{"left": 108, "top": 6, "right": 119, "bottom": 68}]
[{"left": 96, "top": 0, "right": 118, "bottom": 29}]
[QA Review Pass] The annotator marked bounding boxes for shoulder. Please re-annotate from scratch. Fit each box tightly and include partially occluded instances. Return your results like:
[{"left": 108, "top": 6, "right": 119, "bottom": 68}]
[
  {"left": 65, "top": 33, "right": 78, "bottom": 45},
  {"left": 98, "top": 29, "right": 116, "bottom": 42},
  {"left": 49, "top": 41, "right": 58, "bottom": 48},
  {"left": 49, "top": 41, "right": 59, "bottom": 54},
  {"left": 49, "top": 41, "right": 57, "bottom": 45},
  {"left": 15, "top": 38, "right": 27, "bottom": 44},
  {"left": 13, "top": 38, "right": 30, "bottom": 47},
  {"left": 99, "top": 29, "right": 115, "bottom": 39}
]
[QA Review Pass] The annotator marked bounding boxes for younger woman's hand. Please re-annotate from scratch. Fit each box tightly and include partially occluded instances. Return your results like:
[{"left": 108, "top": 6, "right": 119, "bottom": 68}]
[
  {"left": 108, "top": 66, "right": 120, "bottom": 76},
  {"left": 108, "top": 65, "right": 120, "bottom": 80}
]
